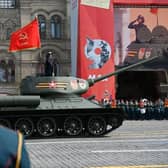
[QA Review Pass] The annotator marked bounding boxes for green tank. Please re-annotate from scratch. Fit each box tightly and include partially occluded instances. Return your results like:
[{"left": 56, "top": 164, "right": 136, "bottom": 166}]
[
  {"left": 122, "top": 25, "right": 168, "bottom": 98},
  {"left": 0, "top": 56, "right": 158, "bottom": 138},
  {"left": 124, "top": 25, "right": 168, "bottom": 67}
]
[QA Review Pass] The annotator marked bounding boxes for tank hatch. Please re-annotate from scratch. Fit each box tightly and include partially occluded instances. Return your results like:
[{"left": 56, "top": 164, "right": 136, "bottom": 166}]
[{"left": 20, "top": 76, "right": 89, "bottom": 95}]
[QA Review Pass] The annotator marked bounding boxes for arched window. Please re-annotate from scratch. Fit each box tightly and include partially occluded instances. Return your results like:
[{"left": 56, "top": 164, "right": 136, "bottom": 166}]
[
  {"left": 6, "top": 28, "right": 12, "bottom": 40},
  {"left": 38, "top": 15, "right": 46, "bottom": 40},
  {"left": 50, "top": 15, "right": 62, "bottom": 39},
  {"left": 0, "top": 0, "right": 16, "bottom": 8},
  {"left": 0, "top": 60, "right": 7, "bottom": 82}
]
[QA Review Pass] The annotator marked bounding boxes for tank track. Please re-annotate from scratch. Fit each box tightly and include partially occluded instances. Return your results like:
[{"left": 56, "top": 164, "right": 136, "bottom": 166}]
[{"left": 0, "top": 108, "right": 125, "bottom": 138}]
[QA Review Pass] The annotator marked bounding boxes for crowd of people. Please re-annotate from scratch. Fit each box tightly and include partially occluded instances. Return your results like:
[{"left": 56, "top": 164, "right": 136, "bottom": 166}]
[{"left": 101, "top": 97, "right": 168, "bottom": 120}]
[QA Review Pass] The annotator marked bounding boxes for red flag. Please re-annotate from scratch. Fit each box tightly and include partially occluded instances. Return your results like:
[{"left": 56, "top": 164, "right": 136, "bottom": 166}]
[
  {"left": 150, "top": 8, "right": 158, "bottom": 14},
  {"left": 77, "top": 0, "right": 115, "bottom": 101},
  {"left": 9, "top": 18, "right": 41, "bottom": 52}
]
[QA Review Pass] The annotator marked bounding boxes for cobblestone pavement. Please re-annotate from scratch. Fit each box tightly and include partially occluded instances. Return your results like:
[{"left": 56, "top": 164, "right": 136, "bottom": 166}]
[{"left": 26, "top": 120, "right": 168, "bottom": 168}]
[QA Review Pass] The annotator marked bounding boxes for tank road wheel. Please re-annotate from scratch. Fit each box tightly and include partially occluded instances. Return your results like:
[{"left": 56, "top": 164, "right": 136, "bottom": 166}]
[
  {"left": 15, "top": 118, "right": 34, "bottom": 137},
  {"left": 0, "top": 119, "right": 11, "bottom": 128},
  {"left": 87, "top": 116, "right": 106, "bottom": 136},
  {"left": 64, "top": 116, "right": 83, "bottom": 136},
  {"left": 109, "top": 117, "right": 121, "bottom": 129},
  {"left": 37, "top": 117, "right": 56, "bottom": 137}
]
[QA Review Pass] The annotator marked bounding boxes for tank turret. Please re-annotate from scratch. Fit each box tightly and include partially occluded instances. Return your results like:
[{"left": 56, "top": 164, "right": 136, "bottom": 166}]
[
  {"left": 20, "top": 55, "right": 158, "bottom": 96},
  {"left": 124, "top": 25, "right": 168, "bottom": 67}
]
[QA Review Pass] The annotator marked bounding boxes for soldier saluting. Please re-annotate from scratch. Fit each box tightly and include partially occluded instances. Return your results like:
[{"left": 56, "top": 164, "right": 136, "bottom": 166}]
[
  {"left": 0, "top": 126, "right": 30, "bottom": 168},
  {"left": 128, "top": 15, "right": 146, "bottom": 42}
]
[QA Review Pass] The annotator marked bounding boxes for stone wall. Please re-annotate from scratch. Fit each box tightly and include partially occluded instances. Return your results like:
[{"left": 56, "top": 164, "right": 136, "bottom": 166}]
[{"left": 0, "top": 0, "right": 71, "bottom": 94}]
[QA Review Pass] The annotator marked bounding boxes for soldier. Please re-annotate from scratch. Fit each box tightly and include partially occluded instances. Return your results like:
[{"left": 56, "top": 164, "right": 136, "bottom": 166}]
[
  {"left": 146, "top": 100, "right": 153, "bottom": 120},
  {"left": 128, "top": 100, "right": 134, "bottom": 120},
  {"left": 101, "top": 90, "right": 111, "bottom": 108},
  {"left": 120, "top": 99, "right": 126, "bottom": 114},
  {"left": 116, "top": 99, "right": 121, "bottom": 108},
  {"left": 111, "top": 99, "right": 117, "bottom": 108},
  {"left": 0, "top": 126, "right": 30, "bottom": 168},
  {"left": 134, "top": 100, "right": 139, "bottom": 120},
  {"left": 128, "top": 15, "right": 146, "bottom": 42},
  {"left": 139, "top": 99, "right": 146, "bottom": 120},
  {"left": 125, "top": 100, "right": 129, "bottom": 118},
  {"left": 164, "top": 97, "right": 168, "bottom": 119},
  {"left": 154, "top": 98, "right": 164, "bottom": 120},
  {"left": 45, "top": 52, "right": 53, "bottom": 76}
]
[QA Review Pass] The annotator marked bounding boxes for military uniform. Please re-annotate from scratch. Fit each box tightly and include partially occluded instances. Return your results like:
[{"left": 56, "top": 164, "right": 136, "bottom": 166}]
[
  {"left": 164, "top": 98, "right": 168, "bottom": 119},
  {"left": 128, "top": 15, "right": 147, "bottom": 43},
  {"left": 0, "top": 126, "right": 30, "bottom": 168}
]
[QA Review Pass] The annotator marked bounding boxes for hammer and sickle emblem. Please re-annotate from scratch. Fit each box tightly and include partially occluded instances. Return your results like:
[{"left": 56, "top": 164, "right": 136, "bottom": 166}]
[
  {"left": 18, "top": 32, "right": 28, "bottom": 45},
  {"left": 19, "top": 32, "right": 28, "bottom": 40}
]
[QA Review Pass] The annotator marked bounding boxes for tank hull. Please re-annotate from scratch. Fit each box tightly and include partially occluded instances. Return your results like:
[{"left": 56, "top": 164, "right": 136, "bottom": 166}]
[{"left": 0, "top": 106, "right": 126, "bottom": 138}]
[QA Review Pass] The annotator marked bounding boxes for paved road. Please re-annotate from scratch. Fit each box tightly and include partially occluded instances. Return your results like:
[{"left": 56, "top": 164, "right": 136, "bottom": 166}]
[{"left": 26, "top": 120, "right": 168, "bottom": 168}]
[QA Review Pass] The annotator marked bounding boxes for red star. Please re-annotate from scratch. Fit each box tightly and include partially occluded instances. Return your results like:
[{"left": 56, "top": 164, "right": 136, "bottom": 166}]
[{"left": 49, "top": 81, "right": 57, "bottom": 88}]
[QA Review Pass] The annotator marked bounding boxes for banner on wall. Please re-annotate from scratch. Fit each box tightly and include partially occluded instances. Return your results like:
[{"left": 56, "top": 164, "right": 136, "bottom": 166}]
[
  {"left": 113, "top": 0, "right": 168, "bottom": 5},
  {"left": 77, "top": 0, "right": 115, "bottom": 101},
  {"left": 81, "top": 0, "right": 111, "bottom": 9}
]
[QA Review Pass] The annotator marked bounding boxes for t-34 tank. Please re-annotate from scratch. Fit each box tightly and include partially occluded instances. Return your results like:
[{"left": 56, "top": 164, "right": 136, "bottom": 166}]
[
  {"left": 123, "top": 25, "right": 168, "bottom": 97},
  {"left": 124, "top": 25, "right": 168, "bottom": 67},
  {"left": 0, "top": 56, "right": 158, "bottom": 138}
]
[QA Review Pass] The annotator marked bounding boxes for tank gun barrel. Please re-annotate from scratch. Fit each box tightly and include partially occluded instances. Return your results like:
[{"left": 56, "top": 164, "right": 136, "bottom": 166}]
[
  {"left": 88, "top": 55, "right": 159, "bottom": 86},
  {"left": 0, "top": 96, "right": 40, "bottom": 107}
]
